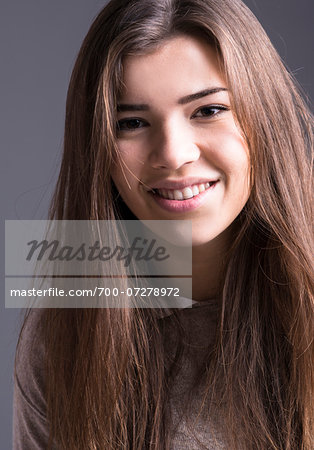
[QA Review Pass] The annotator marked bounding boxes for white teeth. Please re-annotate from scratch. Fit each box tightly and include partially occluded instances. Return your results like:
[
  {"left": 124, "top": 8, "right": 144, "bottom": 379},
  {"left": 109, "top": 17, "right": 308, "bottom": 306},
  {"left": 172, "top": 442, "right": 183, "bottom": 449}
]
[
  {"left": 182, "top": 187, "right": 194, "bottom": 199},
  {"left": 173, "top": 190, "right": 184, "bottom": 200},
  {"left": 155, "top": 181, "right": 216, "bottom": 200},
  {"left": 192, "top": 185, "right": 200, "bottom": 195}
]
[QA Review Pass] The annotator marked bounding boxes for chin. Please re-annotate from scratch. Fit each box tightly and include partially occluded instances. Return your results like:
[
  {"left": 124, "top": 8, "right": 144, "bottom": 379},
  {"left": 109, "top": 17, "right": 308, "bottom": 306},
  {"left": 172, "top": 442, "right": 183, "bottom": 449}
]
[{"left": 191, "top": 222, "right": 234, "bottom": 248}]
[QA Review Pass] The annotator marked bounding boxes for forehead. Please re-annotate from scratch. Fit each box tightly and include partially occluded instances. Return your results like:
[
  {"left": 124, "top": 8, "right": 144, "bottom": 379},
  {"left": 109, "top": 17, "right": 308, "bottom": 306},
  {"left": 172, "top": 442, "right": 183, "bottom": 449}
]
[{"left": 119, "top": 35, "right": 226, "bottom": 103}]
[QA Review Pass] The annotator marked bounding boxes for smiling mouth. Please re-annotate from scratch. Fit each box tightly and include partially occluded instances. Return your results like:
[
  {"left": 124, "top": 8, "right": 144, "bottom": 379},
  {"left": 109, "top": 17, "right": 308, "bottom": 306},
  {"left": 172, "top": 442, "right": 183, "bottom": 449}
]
[{"left": 149, "top": 181, "right": 217, "bottom": 200}]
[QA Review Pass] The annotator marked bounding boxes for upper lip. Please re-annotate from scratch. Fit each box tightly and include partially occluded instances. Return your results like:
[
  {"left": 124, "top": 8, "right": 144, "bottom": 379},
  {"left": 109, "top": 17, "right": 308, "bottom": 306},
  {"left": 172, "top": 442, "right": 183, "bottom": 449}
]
[{"left": 141, "top": 177, "right": 219, "bottom": 191}]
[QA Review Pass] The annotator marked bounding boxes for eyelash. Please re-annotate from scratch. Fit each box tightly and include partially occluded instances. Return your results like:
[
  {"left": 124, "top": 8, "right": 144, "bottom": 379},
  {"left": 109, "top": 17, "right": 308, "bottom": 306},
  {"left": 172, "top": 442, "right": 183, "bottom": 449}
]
[
  {"left": 116, "top": 105, "right": 228, "bottom": 132},
  {"left": 191, "top": 104, "right": 228, "bottom": 119}
]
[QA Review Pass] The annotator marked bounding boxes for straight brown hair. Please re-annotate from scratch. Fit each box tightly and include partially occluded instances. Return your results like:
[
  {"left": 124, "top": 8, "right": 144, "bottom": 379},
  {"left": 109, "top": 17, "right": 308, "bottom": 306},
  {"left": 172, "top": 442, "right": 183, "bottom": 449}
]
[{"left": 16, "top": 0, "right": 313, "bottom": 448}]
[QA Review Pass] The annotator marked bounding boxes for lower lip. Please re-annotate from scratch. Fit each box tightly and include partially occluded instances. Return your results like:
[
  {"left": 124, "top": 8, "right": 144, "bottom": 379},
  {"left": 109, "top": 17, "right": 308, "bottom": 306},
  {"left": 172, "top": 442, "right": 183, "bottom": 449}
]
[{"left": 148, "top": 182, "right": 219, "bottom": 213}]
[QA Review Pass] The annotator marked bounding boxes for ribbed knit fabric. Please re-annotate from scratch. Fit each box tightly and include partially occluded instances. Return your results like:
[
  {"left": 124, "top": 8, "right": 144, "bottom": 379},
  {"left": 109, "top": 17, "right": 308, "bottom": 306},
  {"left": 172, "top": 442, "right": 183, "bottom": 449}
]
[{"left": 161, "top": 300, "right": 227, "bottom": 449}]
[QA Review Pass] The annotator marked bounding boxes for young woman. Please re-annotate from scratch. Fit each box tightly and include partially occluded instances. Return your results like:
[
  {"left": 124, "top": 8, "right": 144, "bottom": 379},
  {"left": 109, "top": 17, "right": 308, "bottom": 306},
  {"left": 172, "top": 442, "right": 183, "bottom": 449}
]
[{"left": 14, "top": 0, "right": 313, "bottom": 448}]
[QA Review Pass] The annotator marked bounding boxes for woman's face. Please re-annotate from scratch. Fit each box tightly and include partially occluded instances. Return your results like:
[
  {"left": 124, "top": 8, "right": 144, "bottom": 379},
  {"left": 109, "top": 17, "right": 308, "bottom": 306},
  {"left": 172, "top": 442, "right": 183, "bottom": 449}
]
[{"left": 111, "top": 35, "right": 251, "bottom": 246}]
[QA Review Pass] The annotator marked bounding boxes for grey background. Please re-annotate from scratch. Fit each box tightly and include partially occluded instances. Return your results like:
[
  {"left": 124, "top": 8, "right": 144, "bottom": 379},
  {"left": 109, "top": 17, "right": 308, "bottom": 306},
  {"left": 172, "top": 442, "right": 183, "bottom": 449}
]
[{"left": 1, "top": 1, "right": 313, "bottom": 448}]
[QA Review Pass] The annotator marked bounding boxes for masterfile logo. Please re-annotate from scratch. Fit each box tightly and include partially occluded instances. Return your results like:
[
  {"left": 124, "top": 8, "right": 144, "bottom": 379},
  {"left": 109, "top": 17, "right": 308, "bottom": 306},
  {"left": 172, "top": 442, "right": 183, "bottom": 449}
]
[{"left": 5, "top": 220, "right": 192, "bottom": 308}]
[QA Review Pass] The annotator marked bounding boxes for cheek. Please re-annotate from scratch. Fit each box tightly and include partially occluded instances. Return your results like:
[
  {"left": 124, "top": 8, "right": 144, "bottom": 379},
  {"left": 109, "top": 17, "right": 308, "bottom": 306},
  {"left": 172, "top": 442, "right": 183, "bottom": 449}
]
[
  {"left": 210, "top": 132, "right": 251, "bottom": 206},
  {"left": 118, "top": 141, "right": 146, "bottom": 173},
  {"left": 112, "top": 143, "right": 142, "bottom": 187},
  {"left": 214, "top": 131, "right": 250, "bottom": 181},
  {"left": 116, "top": 144, "right": 136, "bottom": 170}
]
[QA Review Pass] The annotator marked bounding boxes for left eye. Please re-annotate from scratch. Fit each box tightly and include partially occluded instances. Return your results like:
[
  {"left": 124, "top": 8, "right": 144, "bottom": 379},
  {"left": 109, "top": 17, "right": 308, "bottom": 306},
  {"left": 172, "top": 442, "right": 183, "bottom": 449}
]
[{"left": 191, "top": 105, "right": 228, "bottom": 118}]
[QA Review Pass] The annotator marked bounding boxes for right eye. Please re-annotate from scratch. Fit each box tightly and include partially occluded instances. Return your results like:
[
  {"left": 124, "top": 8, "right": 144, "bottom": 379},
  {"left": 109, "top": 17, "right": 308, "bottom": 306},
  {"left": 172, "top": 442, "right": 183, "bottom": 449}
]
[{"left": 116, "top": 118, "right": 149, "bottom": 131}]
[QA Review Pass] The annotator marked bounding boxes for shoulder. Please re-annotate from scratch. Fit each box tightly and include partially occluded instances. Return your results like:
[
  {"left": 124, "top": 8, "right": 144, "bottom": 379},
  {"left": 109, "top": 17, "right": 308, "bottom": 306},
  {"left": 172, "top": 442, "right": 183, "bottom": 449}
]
[
  {"left": 13, "top": 309, "right": 52, "bottom": 449},
  {"left": 15, "top": 309, "right": 46, "bottom": 403}
]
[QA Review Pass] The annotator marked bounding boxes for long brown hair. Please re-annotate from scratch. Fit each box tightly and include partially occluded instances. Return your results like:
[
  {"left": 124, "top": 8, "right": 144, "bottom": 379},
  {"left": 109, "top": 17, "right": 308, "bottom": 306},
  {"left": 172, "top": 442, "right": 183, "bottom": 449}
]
[{"left": 16, "top": 0, "right": 313, "bottom": 448}]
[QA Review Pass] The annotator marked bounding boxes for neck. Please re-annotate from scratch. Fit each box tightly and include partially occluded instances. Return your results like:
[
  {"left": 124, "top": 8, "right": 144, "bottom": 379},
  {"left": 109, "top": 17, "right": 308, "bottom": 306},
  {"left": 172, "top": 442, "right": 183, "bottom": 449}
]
[
  {"left": 191, "top": 226, "right": 234, "bottom": 301},
  {"left": 141, "top": 221, "right": 236, "bottom": 304}
]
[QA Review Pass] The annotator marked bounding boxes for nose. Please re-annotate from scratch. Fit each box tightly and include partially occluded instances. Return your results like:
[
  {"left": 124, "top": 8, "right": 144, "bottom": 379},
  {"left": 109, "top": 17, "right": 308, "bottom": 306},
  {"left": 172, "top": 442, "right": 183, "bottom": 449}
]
[{"left": 148, "top": 120, "right": 200, "bottom": 170}]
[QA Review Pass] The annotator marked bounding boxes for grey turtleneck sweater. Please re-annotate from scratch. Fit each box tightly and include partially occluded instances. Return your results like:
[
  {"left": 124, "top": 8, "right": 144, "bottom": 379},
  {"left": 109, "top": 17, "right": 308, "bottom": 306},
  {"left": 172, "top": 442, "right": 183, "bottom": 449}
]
[{"left": 13, "top": 300, "right": 227, "bottom": 449}]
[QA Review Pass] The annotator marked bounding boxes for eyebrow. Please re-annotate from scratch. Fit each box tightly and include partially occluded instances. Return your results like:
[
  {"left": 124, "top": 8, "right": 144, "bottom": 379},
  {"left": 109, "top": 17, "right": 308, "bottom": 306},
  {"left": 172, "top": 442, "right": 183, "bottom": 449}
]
[
  {"left": 117, "top": 87, "right": 228, "bottom": 112},
  {"left": 178, "top": 87, "right": 228, "bottom": 105},
  {"left": 117, "top": 103, "right": 149, "bottom": 112}
]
